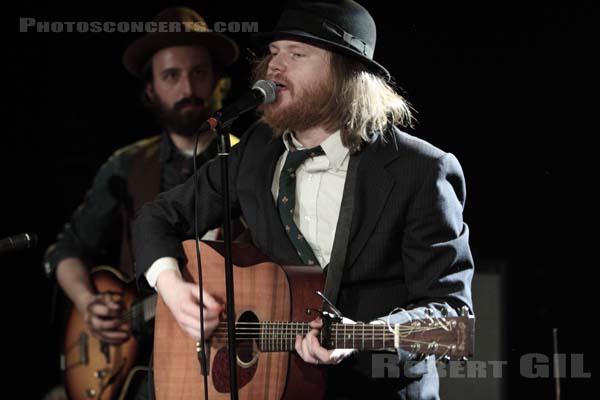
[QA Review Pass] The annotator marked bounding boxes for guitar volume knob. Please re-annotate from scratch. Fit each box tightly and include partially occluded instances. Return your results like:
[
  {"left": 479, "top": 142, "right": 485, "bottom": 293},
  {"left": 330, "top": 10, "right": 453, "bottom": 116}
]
[{"left": 94, "top": 370, "right": 107, "bottom": 378}]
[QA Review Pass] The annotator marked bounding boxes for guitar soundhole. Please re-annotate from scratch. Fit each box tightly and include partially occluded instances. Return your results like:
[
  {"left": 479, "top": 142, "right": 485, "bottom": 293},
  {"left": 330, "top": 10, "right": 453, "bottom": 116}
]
[
  {"left": 236, "top": 310, "right": 259, "bottom": 365},
  {"left": 211, "top": 310, "right": 259, "bottom": 393}
]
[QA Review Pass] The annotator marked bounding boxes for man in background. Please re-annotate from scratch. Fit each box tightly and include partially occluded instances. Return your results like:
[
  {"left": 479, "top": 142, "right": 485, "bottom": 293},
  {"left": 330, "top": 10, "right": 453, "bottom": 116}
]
[{"left": 44, "top": 7, "right": 240, "bottom": 399}]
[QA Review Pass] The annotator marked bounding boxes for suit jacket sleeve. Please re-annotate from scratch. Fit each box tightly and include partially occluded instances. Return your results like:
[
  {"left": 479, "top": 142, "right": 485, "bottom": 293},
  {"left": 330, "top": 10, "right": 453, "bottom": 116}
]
[
  {"left": 377, "top": 152, "right": 474, "bottom": 360},
  {"left": 131, "top": 129, "right": 253, "bottom": 281}
]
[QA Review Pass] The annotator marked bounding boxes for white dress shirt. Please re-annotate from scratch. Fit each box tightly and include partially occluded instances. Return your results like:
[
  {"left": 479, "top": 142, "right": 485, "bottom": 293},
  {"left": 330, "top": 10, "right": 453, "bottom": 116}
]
[
  {"left": 271, "top": 130, "right": 349, "bottom": 267},
  {"left": 145, "top": 130, "right": 349, "bottom": 287}
]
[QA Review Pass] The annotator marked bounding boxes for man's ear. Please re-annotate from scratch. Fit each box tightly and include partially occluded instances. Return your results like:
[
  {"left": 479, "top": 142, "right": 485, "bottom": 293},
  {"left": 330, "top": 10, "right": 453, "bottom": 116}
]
[{"left": 145, "top": 83, "right": 155, "bottom": 102}]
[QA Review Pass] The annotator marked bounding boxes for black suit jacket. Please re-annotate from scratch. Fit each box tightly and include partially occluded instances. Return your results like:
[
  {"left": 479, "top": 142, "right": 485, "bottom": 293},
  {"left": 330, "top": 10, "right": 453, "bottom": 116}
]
[{"left": 133, "top": 122, "right": 474, "bottom": 399}]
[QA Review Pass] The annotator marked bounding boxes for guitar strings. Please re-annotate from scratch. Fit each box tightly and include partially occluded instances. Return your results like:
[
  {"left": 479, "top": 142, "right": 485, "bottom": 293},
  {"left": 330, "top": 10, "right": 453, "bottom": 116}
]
[
  {"left": 213, "top": 324, "right": 443, "bottom": 335},
  {"left": 202, "top": 336, "right": 457, "bottom": 351},
  {"left": 212, "top": 326, "right": 450, "bottom": 340}
]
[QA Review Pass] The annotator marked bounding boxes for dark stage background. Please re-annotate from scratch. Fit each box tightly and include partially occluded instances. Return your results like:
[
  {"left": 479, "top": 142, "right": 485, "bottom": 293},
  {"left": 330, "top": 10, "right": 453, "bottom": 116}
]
[{"left": 5, "top": 1, "right": 595, "bottom": 398}]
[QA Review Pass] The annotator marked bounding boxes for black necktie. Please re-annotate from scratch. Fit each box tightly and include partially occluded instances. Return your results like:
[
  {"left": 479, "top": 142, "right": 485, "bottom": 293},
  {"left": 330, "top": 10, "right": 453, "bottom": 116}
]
[{"left": 277, "top": 143, "right": 325, "bottom": 265}]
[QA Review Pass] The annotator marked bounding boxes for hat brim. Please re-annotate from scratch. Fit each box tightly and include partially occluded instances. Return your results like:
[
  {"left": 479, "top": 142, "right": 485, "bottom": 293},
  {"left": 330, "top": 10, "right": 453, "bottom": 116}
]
[
  {"left": 123, "top": 32, "right": 239, "bottom": 78},
  {"left": 252, "top": 30, "right": 390, "bottom": 81}
]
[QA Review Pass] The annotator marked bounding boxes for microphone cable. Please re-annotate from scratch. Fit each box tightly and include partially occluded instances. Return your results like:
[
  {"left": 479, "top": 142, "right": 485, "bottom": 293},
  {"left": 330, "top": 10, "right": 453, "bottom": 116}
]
[{"left": 192, "top": 131, "right": 210, "bottom": 400}]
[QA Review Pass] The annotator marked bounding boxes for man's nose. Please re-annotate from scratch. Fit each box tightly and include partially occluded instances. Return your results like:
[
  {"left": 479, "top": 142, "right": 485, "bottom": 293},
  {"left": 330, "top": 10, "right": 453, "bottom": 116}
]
[
  {"left": 178, "top": 73, "right": 194, "bottom": 97},
  {"left": 268, "top": 53, "right": 286, "bottom": 75}
]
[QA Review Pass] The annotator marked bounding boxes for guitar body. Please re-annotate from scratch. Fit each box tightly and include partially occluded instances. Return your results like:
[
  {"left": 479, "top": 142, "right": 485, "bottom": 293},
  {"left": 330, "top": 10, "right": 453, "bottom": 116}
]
[
  {"left": 153, "top": 240, "right": 327, "bottom": 400},
  {"left": 62, "top": 266, "right": 140, "bottom": 400}
]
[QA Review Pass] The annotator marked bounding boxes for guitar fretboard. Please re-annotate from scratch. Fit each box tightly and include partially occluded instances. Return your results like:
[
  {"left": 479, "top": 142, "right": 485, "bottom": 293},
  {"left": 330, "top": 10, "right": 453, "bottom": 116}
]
[
  {"left": 124, "top": 295, "right": 157, "bottom": 330},
  {"left": 238, "top": 322, "right": 396, "bottom": 352}
]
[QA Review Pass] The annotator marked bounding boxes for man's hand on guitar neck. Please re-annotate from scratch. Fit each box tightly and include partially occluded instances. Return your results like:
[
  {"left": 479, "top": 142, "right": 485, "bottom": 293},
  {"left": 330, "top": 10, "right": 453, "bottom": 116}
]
[
  {"left": 156, "top": 269, "right": 224, "bottom": 341},
  {"left": 295, "top": 317, "right": 357, "bottom": 365},
  {"left": 82, "top": 292, "right": 131, "bottom": 344}
]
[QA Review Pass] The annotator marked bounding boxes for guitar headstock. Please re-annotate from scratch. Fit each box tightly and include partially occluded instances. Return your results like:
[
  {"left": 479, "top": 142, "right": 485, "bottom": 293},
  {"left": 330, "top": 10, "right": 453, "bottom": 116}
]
[{"left": 396, "top": 311, "right": 474, "bottom": 360}]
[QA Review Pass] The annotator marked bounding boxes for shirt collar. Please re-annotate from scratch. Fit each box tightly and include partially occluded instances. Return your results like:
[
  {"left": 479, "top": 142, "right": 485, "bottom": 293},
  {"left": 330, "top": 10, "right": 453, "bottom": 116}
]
[
  {"left": 282, "top": 130, "right": 349, "bottom": 171},
  {"left": 160, "top": 131, "right": 218, "bottom": 163},
  {"left": 159, "top": 131, "right": 178, "bottom": 163}
]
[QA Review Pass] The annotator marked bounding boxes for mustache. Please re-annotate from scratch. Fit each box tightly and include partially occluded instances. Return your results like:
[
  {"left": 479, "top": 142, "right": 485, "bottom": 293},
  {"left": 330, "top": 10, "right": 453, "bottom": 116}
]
[
  {"left": 174, "top": 96, "right": 206, "bottom": 111},
  {"left": 267, "top": 74, "right": 293, "bottom": 90}
]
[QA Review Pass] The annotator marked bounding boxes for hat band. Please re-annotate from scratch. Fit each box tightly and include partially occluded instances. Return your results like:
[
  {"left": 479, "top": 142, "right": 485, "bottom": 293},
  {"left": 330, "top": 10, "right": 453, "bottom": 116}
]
[
  {"left": 321, "top": 20, "right": 370, "bottom": 57},
  {"left": 276, "top": 8, "right": 373, "bottom": 58}
]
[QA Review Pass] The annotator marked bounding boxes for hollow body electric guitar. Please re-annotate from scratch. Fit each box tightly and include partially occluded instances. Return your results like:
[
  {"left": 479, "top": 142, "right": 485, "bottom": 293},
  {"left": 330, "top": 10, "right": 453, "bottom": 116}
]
[
  {"left": 61, "top": 266, "right": 157, "bottom": 400},
  {"left": 153, "top": 241, "right": 474, "bottom": 400}
]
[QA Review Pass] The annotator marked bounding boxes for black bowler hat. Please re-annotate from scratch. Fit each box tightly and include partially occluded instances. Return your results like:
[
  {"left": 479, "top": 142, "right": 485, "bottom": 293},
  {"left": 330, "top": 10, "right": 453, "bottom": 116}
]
[
  {"left": 123, "top": 7, "right": 239, "bottom": 78},
  {"left": 252, "top": 0, "right": 390, "bottom": 81}
]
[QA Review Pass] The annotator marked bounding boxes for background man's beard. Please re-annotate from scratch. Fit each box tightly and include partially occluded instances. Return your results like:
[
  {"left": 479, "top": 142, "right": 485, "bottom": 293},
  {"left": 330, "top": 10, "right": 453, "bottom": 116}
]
[
  {"left": 260, "top": 79, "right": 332, "bottom": 136},
  {"left": 152, "top": 96, "right": 213, "bottom": 137}
]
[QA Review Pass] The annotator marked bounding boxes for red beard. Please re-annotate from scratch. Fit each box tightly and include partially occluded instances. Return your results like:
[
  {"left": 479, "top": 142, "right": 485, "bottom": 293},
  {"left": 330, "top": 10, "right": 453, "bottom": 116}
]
[{"left": 260, "top": 74, "right": 333, "bottom": 136}]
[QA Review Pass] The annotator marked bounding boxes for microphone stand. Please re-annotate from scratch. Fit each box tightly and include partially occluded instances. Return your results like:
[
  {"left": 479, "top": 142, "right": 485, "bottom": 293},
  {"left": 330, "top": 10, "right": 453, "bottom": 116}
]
[
  {"left": 195, "top": 79, "right": 275, "bottom": 398},
  {"left": 212, "top": 112, "right": 239, "bottom": 400}
]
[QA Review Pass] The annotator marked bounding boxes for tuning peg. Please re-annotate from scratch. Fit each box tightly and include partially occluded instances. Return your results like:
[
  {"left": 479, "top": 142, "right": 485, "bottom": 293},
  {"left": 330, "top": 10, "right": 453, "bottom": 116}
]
[
  {"left": 459, "top": 356, "right": 468, "bottom": 365},
  {"left": 440, "top": 355, "right": 451, "bottom": 364}
]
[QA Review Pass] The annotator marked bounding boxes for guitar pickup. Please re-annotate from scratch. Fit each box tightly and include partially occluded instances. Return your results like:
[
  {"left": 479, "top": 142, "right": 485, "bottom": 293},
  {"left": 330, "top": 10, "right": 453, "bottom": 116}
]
[{"left": 78, "top": 333, "right": 89, "bottom": 365}]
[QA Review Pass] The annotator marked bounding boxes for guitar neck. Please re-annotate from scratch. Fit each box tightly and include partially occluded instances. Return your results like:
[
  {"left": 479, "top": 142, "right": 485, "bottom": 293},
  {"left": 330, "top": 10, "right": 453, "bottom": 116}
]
[
  {"left": 256, "top": 322, "right": 395, "bottom": 352},
  {"left": 142, "top": 294, "right": 157, "bottom": 321},
  {"left": 125, "top": 294, "right": 157, "bottom": 328},
  {"left": 250, "top": 315, "right": 473, "bottom": 359}
]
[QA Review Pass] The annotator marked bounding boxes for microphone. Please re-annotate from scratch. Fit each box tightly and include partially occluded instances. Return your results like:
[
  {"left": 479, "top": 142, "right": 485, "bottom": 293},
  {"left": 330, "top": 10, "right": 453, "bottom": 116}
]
[
  {"left": 199, "top": 79, "right": 277, "bottom": 131},
  {"left": 0, "top": 233, "right": 38, "bottom": 255}
]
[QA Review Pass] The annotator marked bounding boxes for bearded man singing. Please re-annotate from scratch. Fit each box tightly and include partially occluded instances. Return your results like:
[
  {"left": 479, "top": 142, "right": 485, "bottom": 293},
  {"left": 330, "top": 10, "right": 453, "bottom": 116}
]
[{"left": 133, "top": 1, "right": 474, "bottom": 399}]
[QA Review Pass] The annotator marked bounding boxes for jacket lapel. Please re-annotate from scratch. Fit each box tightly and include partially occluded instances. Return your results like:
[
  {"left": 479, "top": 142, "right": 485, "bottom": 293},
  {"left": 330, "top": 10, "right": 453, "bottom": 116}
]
[
  {"left": 345, "top": 137, "right": 401, "bottom": 268},
  {"left": 254, "top": 137, "right": 302, "bottom": 263}
]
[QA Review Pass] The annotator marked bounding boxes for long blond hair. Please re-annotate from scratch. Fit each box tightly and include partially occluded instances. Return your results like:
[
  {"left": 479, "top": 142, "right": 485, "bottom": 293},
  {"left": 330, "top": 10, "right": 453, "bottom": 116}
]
[{"left": 253, "top": 51, "right": 414, "bottom": 152}]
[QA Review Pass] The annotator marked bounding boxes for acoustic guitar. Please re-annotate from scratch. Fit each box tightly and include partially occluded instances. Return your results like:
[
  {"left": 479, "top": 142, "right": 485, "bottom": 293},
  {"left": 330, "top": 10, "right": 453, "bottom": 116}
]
[
  {"left": 153, "top": 240, "right": 474, "bottom": 400},
  {"left": 61, "top": 266, "right": 157, "bottom": 400}
]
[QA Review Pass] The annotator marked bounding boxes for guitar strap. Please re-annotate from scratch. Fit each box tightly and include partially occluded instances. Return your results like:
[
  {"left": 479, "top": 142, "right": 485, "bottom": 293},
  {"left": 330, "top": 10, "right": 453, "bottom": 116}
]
[
  {"left": 120, "top": 136, "right": 162, "bottom": 282},
  {"left": 323, "top": 150, "right": 362, "bottom": 306},
  {"left": 119, "top": 133, "right": 242, "bottom": 283}
]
